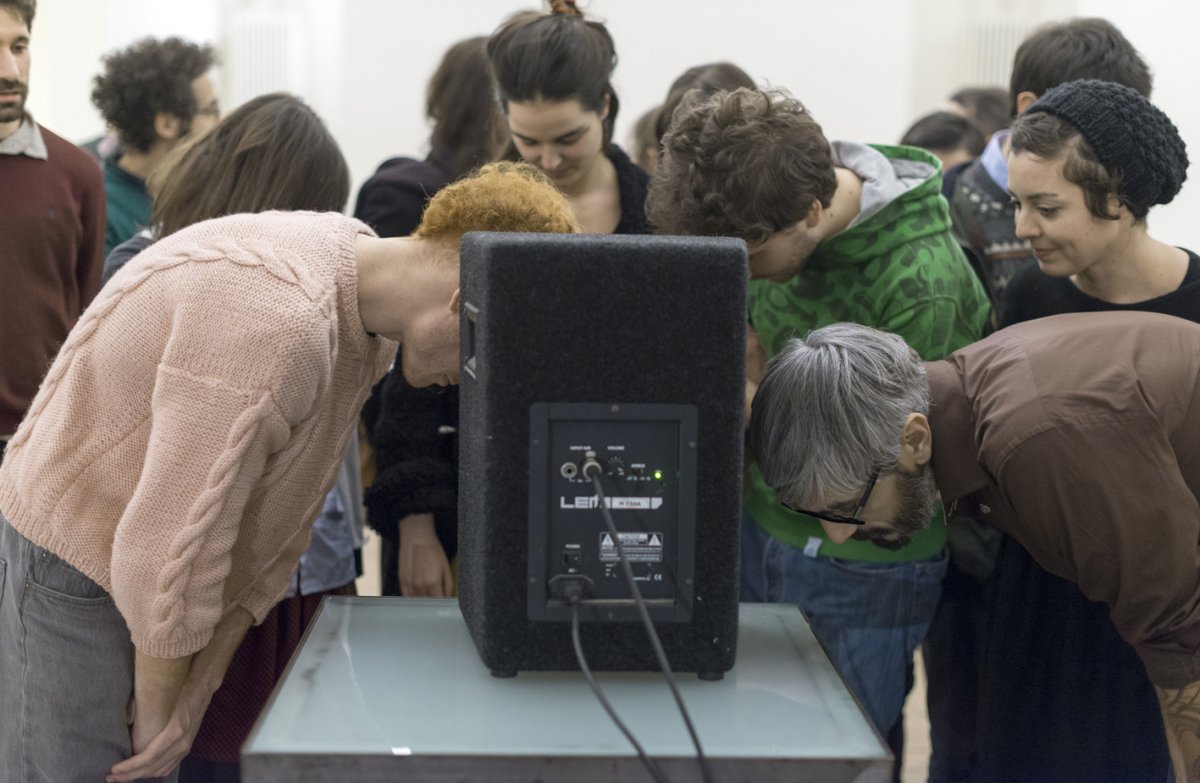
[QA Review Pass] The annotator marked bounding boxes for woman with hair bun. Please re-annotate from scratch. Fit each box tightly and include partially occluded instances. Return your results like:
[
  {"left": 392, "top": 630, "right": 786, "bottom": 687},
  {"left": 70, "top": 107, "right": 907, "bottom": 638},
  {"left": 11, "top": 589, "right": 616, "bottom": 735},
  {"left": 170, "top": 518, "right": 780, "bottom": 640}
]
[
  {"left": 979, "top": 78, "right": 1192, "bottom": 783},
  {"left": 488, "top": 0, "right": 649, "bottom": 234}
]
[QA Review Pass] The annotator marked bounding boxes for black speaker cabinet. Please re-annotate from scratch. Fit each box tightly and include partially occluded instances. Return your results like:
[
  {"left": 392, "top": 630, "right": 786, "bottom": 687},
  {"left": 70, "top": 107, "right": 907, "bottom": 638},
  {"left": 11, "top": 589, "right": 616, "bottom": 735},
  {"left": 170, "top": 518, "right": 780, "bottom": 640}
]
[{"left": 457, "top": 232, "right": 746, "bottom": 678}]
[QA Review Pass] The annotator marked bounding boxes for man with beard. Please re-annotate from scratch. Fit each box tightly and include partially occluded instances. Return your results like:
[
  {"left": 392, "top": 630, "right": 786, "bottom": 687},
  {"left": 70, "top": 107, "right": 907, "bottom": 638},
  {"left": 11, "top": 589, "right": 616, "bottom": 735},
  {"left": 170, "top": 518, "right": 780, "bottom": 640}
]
[
  {"left": 0, "top": 0, "right": 105, "bottom": 462},
  {"left": 749, "top": 312, "right": 1200, "bottom": 781}
]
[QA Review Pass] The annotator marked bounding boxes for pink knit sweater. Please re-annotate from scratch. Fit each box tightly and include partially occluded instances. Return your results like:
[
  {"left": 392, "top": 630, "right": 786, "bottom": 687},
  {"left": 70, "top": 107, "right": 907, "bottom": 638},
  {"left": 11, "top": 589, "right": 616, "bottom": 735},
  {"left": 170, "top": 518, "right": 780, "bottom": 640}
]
[{"left": 0, "top": 211, "right": 396, "bottom": 658}]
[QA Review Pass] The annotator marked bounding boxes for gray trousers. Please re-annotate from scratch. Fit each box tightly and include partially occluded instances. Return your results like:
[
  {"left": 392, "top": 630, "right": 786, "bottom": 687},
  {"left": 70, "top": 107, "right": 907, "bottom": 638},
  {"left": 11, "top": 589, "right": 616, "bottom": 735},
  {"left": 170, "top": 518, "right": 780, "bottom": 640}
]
[{"left": 0, "top": 511, "right": 177, "bottom": 782}]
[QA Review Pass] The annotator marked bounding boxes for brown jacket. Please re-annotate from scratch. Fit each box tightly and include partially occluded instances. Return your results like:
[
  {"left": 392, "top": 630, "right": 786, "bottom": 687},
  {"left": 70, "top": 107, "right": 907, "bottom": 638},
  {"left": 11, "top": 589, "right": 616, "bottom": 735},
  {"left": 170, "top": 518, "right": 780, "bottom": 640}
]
[{"left": 929, "top": 311, "right": 1200, "bottom": 688}]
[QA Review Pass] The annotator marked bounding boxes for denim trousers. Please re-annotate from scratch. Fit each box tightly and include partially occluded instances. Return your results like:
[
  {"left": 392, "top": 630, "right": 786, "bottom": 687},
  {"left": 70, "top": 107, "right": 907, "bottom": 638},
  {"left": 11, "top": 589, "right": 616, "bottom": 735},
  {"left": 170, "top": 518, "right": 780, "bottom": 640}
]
[
  {"left": 740, "top": 512, "right": 947, "bottom": 736},
  {"left": 0, "top": 511, "right": 178, "bottom": 782}
]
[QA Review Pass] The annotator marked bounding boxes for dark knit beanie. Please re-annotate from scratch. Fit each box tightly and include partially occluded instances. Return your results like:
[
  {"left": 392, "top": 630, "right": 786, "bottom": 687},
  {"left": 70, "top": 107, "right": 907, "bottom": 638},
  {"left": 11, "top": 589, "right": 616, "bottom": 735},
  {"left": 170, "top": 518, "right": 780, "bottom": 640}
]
[{"left": 1027, "top": 79, "right": 1188, "bottom": 217}]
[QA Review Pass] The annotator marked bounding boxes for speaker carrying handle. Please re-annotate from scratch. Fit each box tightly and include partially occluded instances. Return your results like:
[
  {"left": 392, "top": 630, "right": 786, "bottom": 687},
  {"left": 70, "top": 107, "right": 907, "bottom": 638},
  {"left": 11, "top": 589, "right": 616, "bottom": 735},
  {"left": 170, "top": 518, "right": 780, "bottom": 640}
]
[{"left": 463, "top": 301, "right": 479, "bottom": 380}]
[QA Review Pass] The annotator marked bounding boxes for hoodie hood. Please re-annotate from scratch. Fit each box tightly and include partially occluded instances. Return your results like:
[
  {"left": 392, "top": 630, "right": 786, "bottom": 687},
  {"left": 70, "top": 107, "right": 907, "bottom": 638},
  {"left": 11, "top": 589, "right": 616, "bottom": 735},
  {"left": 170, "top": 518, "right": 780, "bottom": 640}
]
[
  {"left": 834, "top": 140, "right": 937, "bottom": 227},
  {"left": 816, "top": 141, "right": 951, "bottom": 264}
]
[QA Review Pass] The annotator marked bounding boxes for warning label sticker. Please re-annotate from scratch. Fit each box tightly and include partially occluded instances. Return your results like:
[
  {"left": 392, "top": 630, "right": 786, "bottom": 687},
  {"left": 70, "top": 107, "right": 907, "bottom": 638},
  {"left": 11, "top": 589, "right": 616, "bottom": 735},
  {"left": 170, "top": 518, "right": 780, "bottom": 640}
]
[{"left": 599, "top": 532, "right": 664, "bottom": 563}]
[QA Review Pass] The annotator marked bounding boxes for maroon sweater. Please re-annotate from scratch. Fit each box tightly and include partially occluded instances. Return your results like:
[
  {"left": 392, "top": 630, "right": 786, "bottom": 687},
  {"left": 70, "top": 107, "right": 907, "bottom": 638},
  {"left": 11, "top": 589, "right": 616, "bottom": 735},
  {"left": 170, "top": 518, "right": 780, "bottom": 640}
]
[{"left": 0, "top": 124, "right": 105, "bottom": 435}]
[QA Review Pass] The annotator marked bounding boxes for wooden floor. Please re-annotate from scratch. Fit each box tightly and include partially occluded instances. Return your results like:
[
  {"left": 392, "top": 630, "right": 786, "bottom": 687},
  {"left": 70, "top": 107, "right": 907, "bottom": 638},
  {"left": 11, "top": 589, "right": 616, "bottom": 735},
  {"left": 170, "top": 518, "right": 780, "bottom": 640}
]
[
  {"left": 356, "top": 529, "right": 935, "bottom": 782},
  {"left": 903, "top": 648, "right": 933, "bottom": 782}
]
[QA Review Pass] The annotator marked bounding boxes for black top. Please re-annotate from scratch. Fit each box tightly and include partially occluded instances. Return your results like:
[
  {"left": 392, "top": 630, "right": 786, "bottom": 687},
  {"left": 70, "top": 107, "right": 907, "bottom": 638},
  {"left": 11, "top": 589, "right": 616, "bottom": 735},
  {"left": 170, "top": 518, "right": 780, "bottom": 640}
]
[
  {"left": 353, "top": 154, "right": 459, "bottom": 563},
  {"left": 606, "top": 144, "right": 651, "bottom": 235},
  {"left": 1001, "top": 248, "right": 1200, "bottom": 327},
  {"left": 352, "top": 155, "right": 454, "bottom": 239}
]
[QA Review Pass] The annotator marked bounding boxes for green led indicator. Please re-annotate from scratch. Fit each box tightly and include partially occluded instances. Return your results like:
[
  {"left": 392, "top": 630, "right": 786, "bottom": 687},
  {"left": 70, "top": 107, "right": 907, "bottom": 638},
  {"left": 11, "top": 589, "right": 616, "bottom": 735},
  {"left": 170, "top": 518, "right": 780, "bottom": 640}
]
[{"left": 653, "top": 469, "right": 664, "bottom": 480}]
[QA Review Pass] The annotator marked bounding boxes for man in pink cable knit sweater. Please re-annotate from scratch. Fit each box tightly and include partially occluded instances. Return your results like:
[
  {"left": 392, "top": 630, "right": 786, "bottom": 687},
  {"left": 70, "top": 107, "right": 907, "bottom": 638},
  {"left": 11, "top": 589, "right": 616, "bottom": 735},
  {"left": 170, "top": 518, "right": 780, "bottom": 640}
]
[{"left": 0, "top": 161, "right": 576, "bottom": 783}]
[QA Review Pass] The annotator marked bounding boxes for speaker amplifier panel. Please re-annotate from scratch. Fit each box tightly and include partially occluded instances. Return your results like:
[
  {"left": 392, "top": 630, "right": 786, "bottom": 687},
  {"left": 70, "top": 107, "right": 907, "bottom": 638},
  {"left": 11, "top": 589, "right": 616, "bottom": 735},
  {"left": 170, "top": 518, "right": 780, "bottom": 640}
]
[{"left": 528, "top": 402, "right": 697, "bottom": 623}]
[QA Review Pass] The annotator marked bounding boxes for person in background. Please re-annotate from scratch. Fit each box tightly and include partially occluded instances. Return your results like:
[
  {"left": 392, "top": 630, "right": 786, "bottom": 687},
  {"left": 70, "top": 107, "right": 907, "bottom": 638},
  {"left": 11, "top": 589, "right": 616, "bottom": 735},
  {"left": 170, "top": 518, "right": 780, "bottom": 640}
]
[
  {"left": 354, "top": 36, "right": 505, "bottom": 240},
  {"left": 353, "top": 36, "right": 506, "bottom": 599},
  {"left": 935, "top": 86, "right": 1011, "bottom": 201},
  {"left": 91, "top": 36, "right": 218, "bottom": 254},
  {"left": 931, "top": 19, "right": 1154, "bottom": 782},
  {"left": 487, "top": 0, "right": 649, "bottom": 234},
  {"left": 947, "top": 86, "right": 1010, "bottom": 142},
  {"left": 654, "top": 61, "right": 755, "bottom": 147},
  {"left": 900, "top": 111, "right": 985, "bottom": 196},
  {"left": 975, "top": 78, "right": 1190, "bottom": 783},
  {"left": 647, "top": 86, "right": 989, "bottom": 779},
  {"left": 0, "top": 0, "right": 105, "bottom": 464},
  {"left": 100, "top": 92, "right": 368, "bottom": 783},
  {"left": 628, "top": 104, "right": 660, "bottom": 174},
  {"left": 947, "top": 17, "right": 1151, "bottom": 325}
]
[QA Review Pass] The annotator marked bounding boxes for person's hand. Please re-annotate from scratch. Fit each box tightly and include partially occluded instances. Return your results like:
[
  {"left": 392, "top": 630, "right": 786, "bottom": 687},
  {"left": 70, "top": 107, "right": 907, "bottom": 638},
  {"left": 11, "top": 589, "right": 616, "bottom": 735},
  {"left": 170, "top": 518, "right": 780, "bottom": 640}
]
[
  {"left": 106, "top": 681, "right": 209, "bottom": 782},
  {"left": 744, "top": 324, "right": 767, "bottom": 428},
  {"left": 746, "top": 323, "right": 767, "bottom": 385},
  {"left": 744, "top": 378, "right": 760, "bottom": 429},
  {"left": 399, "top": 513, "right": 454, "bottom": 597}
]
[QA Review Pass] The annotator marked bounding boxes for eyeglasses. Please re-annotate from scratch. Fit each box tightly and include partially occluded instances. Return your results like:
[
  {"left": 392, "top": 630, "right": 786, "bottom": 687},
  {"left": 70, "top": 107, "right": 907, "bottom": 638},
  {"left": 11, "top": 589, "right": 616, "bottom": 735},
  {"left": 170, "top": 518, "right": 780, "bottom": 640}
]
[{"left": 781, "top": 469, "right": 880, "bottom": 526}]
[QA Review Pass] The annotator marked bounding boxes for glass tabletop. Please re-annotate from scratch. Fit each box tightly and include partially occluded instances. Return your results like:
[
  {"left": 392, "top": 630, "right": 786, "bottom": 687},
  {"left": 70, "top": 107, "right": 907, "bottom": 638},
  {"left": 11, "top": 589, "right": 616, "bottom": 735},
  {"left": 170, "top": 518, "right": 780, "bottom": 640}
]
[{"left": 244, "top": 598, "right": 887, "bottom": 763}]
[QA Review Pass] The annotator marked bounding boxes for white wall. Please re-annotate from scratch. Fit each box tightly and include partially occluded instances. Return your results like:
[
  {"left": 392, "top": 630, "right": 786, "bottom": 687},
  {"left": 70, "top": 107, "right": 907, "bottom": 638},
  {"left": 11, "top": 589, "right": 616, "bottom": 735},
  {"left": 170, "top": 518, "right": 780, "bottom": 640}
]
[
  {"left": 23, "top": 0, "right": 1198, "bottom": 247},
  {"left": 1074, "top": 0, "right": 1200, "bottom": 247},
  {"left": 26, "top": 0, "right": 220, "bottom": 141},
  {"left": 26, "top": 0, "right": 917, "bottom": 202}
]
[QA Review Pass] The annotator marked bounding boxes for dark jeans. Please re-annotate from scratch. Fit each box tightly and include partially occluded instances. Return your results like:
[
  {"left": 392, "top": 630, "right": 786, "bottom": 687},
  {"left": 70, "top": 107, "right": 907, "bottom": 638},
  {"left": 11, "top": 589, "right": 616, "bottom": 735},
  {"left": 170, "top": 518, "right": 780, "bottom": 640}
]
[{"left": 740, "top": 512, "right": 946, "bottom": 738}]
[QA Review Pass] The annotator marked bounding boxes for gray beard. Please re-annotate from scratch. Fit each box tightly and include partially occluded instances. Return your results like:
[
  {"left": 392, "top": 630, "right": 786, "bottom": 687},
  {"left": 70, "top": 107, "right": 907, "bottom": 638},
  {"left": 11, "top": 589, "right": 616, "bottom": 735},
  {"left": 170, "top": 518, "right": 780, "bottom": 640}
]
[{"left": 851, "top": 465, "right": 938, "bottom": 550}]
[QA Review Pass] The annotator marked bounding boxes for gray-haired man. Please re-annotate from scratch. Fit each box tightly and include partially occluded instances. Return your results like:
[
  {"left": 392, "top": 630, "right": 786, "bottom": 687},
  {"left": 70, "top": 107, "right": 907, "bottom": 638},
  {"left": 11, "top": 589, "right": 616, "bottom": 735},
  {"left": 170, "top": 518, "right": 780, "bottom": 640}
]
[{"left": 749, "top": 310, "right": 1200, "bottom": 781}]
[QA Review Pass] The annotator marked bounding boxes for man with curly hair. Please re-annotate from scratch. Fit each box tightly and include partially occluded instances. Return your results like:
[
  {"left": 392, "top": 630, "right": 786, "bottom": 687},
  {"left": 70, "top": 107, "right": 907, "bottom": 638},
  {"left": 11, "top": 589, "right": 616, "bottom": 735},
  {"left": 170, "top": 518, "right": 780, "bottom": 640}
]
[
  {"left": 92, "top": 36, "right": 219, "bottom": 253},
  {"left": 0, "top": 0, "right": 105, "bottom": 464},
  {"left": 646, "top": 86, "right": 990, "bottom": 767},
  {"left": 0, "top": 162, "right": 577, "bottom": 781}
]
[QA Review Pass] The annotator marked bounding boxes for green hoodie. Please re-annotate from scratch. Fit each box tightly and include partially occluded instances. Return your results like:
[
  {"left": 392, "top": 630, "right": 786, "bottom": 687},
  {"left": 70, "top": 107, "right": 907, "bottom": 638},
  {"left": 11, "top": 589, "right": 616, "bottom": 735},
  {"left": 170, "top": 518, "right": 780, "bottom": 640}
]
[{"left": 747, "top": 142, "right": 990, "bottom": 562}]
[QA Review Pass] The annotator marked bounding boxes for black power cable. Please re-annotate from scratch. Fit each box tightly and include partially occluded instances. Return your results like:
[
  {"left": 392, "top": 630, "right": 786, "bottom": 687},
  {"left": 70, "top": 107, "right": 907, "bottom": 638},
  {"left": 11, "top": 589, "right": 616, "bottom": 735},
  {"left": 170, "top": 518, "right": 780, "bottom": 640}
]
[
  {"left": 569, "top": 599, "right": 672, "bottom": 783},
  {"left": 588, "top": 472, "right": 717, "bottom": 783}
]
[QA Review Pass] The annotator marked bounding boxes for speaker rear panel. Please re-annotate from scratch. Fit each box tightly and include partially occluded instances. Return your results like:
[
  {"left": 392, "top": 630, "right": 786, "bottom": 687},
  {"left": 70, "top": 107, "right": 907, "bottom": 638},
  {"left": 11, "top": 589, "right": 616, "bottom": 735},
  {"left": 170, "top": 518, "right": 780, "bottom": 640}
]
[{"left": 458, "top": 232, "right": 747, "bottom": 674}]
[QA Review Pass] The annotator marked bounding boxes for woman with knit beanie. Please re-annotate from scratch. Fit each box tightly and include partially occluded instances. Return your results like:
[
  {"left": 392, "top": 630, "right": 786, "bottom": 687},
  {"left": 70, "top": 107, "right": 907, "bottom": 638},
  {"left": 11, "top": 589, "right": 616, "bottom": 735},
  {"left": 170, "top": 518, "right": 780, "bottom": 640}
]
[
  {"left": 0, "top": 160, "right": 576, "bottom": 783},
  {"left": 977, "top": 79, "right": 1191, "bottom": 783}
]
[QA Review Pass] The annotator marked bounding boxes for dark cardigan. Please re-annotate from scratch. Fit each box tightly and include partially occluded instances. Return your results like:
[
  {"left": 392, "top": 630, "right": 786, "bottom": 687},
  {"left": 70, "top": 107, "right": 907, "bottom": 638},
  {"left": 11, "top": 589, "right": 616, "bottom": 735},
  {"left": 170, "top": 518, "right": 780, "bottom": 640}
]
[
  {"left": 607, "top": 144, "right": 651, "bottom": 235},
  {"left": 352, "top": 155, "right": 453, "bottom": 239},
  {"left": 353, "top": 154, "right": 460, "bottom": 564}
]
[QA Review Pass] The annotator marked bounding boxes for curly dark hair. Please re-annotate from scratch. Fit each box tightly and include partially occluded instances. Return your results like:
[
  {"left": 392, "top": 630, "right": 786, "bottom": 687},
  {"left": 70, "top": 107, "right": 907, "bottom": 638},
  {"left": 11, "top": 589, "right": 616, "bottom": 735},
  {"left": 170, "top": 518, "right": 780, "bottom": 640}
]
[
  {"left": 91, "top": 37, "right": 216, "bottom": 153},
  {"left": 647, "top": 88, "right": 836, "bottom": 243}
]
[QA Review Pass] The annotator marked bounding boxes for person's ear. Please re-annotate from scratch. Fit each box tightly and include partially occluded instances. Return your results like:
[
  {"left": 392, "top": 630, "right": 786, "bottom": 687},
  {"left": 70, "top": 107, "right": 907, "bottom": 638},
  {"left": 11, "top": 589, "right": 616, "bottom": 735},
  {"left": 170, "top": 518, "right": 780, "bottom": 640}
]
[
  {"left": 448, "top": 287, "right": 461, "bottom": 313},
  {"left": 154, "top": 112, "right": 183, "bottom": 142},
  {"left": 1015, "top": 91, "right": 1039, "bottom": 115},
  {"left": 1108, "top": 193, "right": 1130, "bottom": 221},
  {"left": 900, "top": 412, "right": 932, "bottom": 467},
  {"left": 804, "top": 199, "right": 822, "bottom": 229},
  {"left": 599, "top": 92, "right": 611, "bottom": 123}
]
